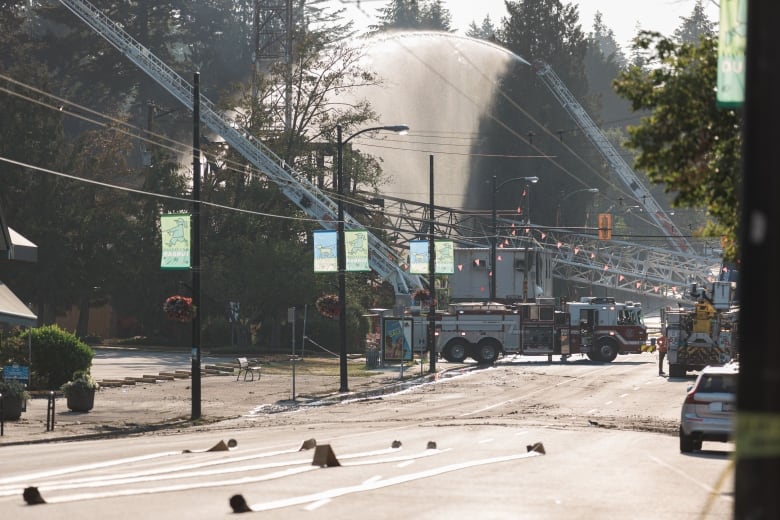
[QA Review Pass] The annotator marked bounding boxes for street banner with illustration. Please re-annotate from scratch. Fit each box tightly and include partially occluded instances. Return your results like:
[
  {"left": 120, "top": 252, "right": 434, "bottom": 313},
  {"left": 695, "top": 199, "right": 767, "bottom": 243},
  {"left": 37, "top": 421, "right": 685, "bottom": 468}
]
[
  {"left": 382, "top": 317, "right": 413, "bottom": 362},
  {"left": 717, "top": 0, "right": 746, "bottom": 108},
  {"left": 409, "top": 239, "right": 454, "bottom": 274},
  {"left": 313, "top": 230, "right": 337, "bottom": 272},
  {"left": 160, "top": 213, "right": 191, "bottom": 270},
  {"left": 345, "top": 230, "right": 369, "bottom": 271}
]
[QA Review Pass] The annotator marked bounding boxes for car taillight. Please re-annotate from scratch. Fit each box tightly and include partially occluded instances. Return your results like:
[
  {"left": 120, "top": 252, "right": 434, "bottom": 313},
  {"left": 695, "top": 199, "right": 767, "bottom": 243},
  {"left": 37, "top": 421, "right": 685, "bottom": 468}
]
[{"left": 684, "top": 391, "right": 706, "bottom": 406}]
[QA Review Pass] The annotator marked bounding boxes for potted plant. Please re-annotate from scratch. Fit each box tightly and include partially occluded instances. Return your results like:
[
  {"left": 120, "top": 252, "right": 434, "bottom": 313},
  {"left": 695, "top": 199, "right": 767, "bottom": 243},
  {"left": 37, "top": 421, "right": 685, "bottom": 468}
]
[
  {"left": 0, "top": 379, "right": 30, "bottom": 420},
  {"left": 61, "top": 371, "right": 99, "bottom": 412}
]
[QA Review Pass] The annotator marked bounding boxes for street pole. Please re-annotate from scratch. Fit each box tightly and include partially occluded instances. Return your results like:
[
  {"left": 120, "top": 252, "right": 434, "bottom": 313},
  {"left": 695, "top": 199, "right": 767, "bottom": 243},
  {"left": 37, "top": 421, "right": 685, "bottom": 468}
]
[
  {"left": 428, "top": 155, "right": 436, "bottom": 374},
  {"left": 336, "top": 124, "right": 348, "bottom": 393},
  {"left": 491, "top": 175, "right": 497, "bottom": 301},
  {"left": 736, "top": 2, "right": 780, "bottom": 516},
  {"left": 490, "top": 176, "right": 539, "bottom": 302},
  {"left": 191, "top": 72, "right": 201, "bottom": 420},
  {"left": 336, "top": 124, "right": 409, "bottom": 394}
]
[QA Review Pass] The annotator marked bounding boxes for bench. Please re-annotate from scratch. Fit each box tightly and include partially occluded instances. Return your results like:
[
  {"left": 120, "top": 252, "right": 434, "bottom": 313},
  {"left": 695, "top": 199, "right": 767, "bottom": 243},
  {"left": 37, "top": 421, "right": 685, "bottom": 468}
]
[{"left": 236, "top": 357, "right": 262, "bottom": 381}]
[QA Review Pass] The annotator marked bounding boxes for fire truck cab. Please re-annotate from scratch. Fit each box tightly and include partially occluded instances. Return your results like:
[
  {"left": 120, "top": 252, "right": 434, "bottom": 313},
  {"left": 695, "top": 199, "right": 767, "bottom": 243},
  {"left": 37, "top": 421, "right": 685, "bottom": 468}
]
[{"left": 565, "top": 297, "right": 647, "bottom": 362}]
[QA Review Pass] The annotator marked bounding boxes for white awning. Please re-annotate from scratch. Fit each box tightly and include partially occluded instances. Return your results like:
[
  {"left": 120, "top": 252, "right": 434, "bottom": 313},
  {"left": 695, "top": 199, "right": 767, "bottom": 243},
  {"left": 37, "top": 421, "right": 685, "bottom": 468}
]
[
  {"left": 5, "top": 227, "right": 37, "bottom": 262},
  {"left": 0, "top": 280, "right": 37, "bottom": 327}
]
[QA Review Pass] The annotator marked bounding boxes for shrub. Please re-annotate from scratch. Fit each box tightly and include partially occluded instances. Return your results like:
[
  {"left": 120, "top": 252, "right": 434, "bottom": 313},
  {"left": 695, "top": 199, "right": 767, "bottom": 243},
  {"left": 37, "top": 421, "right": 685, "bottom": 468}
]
[{"left": 22, "top": 325, "right": 94, "bottom": 390}]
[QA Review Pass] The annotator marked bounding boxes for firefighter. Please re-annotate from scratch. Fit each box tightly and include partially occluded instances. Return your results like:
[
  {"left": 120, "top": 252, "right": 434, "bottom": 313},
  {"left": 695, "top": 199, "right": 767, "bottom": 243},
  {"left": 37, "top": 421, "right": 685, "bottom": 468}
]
[{"left": 657, "top": 336, "right": 667, "bottom": 376}]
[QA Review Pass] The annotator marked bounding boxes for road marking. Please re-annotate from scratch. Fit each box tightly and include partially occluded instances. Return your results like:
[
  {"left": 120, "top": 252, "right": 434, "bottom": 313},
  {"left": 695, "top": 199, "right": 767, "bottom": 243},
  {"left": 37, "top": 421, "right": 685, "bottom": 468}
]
[
  {"left": 605, "top": 401, "right": 614, "bottom": 405},
  {"left": 619, "top": 393, "right": 629, "bottom": 398},
  {"left": 247, "top": 450, "right": 545, "bottom": 512},
  {"left": 647, "top": 454, "right": 734, "bottom": 502},
  {"left": 478, "top": 438, "right": 494, "bottom": 444}
]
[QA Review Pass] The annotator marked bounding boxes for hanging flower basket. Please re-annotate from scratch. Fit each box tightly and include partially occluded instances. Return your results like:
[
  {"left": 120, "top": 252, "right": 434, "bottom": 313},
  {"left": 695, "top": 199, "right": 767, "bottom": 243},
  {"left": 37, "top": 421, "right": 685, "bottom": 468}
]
[
  {"left": 315, "top": 294, "right": 340, "bottom": 320},
  {"left": 163, "top": 295, "right": 197, "bottom": 322},
  {"left": 411, "top": 288, "right": 436, "bottom": 306}
]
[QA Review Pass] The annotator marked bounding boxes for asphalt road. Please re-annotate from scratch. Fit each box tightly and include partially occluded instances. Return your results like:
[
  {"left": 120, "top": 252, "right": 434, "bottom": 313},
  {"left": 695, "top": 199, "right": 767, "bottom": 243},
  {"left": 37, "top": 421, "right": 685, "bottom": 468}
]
[{"left": 1, "top": 353, "right": 734, "bottom": 519}]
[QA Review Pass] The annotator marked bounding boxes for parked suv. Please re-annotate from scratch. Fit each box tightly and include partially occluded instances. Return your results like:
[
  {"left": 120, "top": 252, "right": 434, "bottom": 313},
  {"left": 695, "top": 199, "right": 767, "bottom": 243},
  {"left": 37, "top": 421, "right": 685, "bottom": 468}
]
[{"left": 679, "top": 363, "right": 738, "bottom": 453}]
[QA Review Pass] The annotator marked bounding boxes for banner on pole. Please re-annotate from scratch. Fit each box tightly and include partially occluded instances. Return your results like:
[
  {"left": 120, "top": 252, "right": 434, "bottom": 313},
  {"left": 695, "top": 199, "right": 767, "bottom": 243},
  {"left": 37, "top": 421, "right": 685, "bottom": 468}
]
[
  {"left": 345, "top": 230, "right": 370, "bottom": 272},
  {"left": 717, "top": 0, "right": 747, "bottom": 108},
  {"left": 313, "top": 230, "right": 337, "bottom": 273},
  {"left": 409, "top": 239, "right": 455, "bottom": 274},
  {"left": 160, "top": 213, "right": 191, "bottom": 270}
]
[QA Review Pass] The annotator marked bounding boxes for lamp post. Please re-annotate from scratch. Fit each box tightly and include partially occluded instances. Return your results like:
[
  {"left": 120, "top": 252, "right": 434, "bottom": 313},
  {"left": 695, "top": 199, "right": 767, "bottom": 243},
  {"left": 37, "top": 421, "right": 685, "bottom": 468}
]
[
  {"left": 490, "top": 175, "right": 539, "bottom": 301},
  {"left": 555, "top": 188, "right": 599, "bottom": 227},
  {"left": 337, "top": 123, "right": 409, "bottom": 393}
]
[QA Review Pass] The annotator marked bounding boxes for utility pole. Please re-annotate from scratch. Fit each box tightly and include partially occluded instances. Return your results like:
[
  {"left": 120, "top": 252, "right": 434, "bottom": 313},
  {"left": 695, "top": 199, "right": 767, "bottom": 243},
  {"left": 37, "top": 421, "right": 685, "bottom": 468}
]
[{"left": 735, "top": 2, "right": 780, "bottom": 517}]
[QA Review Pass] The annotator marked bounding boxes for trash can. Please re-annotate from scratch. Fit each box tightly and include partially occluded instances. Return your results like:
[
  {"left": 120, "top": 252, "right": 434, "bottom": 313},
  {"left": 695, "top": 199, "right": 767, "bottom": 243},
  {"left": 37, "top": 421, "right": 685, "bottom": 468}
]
[{"left": 366, "top": 347, "right": 380, "bottom": 368}]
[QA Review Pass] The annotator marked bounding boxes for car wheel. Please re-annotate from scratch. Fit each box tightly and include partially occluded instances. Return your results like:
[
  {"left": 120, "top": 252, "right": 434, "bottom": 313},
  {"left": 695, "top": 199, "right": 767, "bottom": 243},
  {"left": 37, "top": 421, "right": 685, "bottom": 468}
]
[
  {"left": 475, "top": 340, "right": 499, "bottom": 365},
  {"left": 680, "top": 426, "right": 695, "bottom": 453},
  {"left": 596, "top": 340, "right": 618, "bottom": 363},
  {"left": 444, "top": 340, "right": 468, "bottom": 363}
]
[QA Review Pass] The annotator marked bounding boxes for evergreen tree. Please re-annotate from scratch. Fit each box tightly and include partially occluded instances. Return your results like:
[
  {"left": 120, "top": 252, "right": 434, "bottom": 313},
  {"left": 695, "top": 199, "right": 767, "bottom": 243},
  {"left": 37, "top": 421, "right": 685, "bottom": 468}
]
[
  {"left": 466, "top": 15, "right": 498, "bottom": 41},
  {"left": 371, "top": 0, "right": 453, "bottom": 32},
  {"left": 674, "top": 0, "right": 716, "bottom": 44}
]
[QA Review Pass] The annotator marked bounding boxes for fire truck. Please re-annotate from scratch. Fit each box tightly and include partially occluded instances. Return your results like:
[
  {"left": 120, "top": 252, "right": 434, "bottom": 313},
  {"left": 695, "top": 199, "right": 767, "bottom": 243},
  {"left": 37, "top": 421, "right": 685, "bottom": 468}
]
[
  {"left": 431, "top": 296, "right": 647, "bottom": 364},
  {"left": 661, "top": 281, "right": 738, "bottom": 377}
]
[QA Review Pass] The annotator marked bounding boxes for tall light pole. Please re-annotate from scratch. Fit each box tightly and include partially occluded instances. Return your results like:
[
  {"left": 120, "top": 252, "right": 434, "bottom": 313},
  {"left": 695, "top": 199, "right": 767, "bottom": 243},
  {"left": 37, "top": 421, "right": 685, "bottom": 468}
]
[
  {"left": 490, "top": 176, "right": 538, "bottom": 301},
  {"left": 337, "top": 123, "right": 409, "bottom": 393},
  {"left": 555, "top": 188, "right": 599, "bottom": 227}
]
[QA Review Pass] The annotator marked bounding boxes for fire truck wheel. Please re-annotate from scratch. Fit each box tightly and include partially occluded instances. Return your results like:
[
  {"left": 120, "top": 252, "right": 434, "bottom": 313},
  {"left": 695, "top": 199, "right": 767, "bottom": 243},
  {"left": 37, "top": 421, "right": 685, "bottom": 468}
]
[
  {"left": 596, "top": 340, "right": 618, "bottom": 363},
  {"left": 475, "top": 339, "right": 500, "bottom": 365},
  {"left": 443, "top": 340, "right": 468, "bottom": 363}
]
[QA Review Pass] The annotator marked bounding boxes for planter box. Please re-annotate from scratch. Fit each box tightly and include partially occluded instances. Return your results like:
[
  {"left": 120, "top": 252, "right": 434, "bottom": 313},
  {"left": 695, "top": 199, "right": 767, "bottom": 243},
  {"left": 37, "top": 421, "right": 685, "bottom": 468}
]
[
  {"left": 1, "top": 394, "right": 24, "bottom": 420},
  {"left": 66, "top": 388, "right": 95, "bottom": 412}
]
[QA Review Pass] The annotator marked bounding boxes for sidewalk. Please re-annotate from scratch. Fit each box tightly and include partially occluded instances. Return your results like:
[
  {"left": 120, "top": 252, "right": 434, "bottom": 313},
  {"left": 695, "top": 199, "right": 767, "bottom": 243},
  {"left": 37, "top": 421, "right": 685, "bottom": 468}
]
[{"left": 1, "top": 356, "right": 446, "bottom": 446}]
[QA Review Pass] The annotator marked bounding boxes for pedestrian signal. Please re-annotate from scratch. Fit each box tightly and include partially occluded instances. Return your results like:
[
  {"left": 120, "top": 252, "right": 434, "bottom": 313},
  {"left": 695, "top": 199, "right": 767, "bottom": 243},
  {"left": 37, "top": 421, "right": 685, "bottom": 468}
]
[{"left": 598, "top": 213, "right": 612, "bottom": 240}]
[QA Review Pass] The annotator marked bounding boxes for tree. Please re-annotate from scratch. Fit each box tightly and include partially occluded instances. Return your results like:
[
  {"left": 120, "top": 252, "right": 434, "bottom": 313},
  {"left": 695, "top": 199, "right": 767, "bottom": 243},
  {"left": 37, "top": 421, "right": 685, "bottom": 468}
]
[
  {"left": 465, "top": 0, "right": 596, "bottom": 227},
  {"left": 674, "top": 0, "right": 716, "bottom": 44},
  {"left": 466, "top": 15, "right": 498, "bottom": 41},
  {"left": 371, "top": 0, "right": 453, "bottom": 32},
  {"left": 613, "top": 33, "right": 741, "bottom": 261}
]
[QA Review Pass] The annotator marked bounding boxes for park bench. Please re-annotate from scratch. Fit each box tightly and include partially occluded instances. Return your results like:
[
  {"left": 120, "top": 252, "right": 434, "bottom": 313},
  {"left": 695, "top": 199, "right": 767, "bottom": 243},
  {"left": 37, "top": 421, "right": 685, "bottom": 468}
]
[{"left": 236, "top": 357, "right": 262, "bottom": 381}]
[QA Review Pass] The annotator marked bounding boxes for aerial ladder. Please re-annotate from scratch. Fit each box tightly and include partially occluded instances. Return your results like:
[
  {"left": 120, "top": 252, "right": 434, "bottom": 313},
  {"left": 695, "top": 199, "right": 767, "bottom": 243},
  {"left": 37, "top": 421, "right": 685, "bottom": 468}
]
[
  {"left": 534, "top": 62, "right": 693, "bottom": 254},
  {"left": 57, "top": 0, "right": 422, "bottom": 298}
]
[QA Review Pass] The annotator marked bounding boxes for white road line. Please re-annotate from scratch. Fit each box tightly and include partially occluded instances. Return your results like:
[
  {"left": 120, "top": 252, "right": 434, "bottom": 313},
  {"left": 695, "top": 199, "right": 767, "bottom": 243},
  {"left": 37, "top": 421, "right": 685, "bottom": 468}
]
[
  {"left": 248, "top": 450, "right": 545, "bottom": 512},
  {"left": 647, "top": 454, "right": 734, "bottom": 502}
]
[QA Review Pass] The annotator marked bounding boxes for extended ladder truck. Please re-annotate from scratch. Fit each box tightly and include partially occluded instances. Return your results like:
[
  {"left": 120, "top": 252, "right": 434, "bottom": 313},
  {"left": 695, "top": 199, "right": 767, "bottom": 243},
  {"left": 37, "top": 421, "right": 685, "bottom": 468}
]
[
  {"left": 422, "top": 296, "right": 647, "bottom": 364},
  {"left": 660, "top": 281, "right": 738, "bottom": 377}
]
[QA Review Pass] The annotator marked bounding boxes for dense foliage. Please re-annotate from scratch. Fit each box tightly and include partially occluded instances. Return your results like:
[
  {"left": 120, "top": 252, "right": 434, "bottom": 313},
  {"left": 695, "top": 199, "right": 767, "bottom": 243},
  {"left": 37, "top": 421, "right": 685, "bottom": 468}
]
[
  {"left": 21, "top": 325, "right": 94, "bottom": 390},
  {"left": 614, "top": 32, "right": 741, "bottom": 261}
]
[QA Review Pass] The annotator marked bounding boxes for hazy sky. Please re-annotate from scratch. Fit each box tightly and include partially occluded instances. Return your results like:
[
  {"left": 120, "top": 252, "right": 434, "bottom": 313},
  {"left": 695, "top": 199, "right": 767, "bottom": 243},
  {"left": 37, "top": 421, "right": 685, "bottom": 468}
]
[{"left": 330, "top": 0, "right": 720, "bottom": 50}]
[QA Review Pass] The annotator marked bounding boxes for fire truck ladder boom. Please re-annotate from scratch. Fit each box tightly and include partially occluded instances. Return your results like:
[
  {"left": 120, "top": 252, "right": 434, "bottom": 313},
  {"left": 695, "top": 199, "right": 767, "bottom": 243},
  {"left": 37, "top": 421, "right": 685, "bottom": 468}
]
[
  {"left": 534, "top": 61, "right": 692, "bottom": 254},
  {"left": 58, "top": 0, "right": 421, "bottom": 295}
]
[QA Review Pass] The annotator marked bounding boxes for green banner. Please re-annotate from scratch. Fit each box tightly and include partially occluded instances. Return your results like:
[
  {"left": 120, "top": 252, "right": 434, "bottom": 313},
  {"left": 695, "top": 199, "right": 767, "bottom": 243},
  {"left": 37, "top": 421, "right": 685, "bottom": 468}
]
[
  {"left": 345, "top": 230, "right": 370, "bottom": 272},
  {"left": 313, "top": 230, "right": 337, "bottom": 273},
  {"left": 717, "top": 0, "right": 747, "bottom": 108},
  {"left": 435, "top": 240, "right": 455, "bottom": 274},
  {"left": 160, "top": 213, "right": 191, "bottom": 270}
]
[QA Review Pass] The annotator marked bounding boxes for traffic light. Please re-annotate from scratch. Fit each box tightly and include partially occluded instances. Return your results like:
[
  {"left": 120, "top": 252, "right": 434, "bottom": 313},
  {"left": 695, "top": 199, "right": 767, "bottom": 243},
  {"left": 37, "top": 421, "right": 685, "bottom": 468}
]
[{"left": 598, "top": 213, "right": 612, "bottom": 240}]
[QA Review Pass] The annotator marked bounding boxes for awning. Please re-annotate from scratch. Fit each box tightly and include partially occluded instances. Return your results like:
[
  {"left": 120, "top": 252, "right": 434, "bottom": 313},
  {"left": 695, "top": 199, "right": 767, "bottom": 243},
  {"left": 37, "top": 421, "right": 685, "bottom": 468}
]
[
  {"left": 4, "top": 227, "right": 37, "bottom": 262},
  {"left": 0, "top": 280, "right": 37, "bottom": 327}
]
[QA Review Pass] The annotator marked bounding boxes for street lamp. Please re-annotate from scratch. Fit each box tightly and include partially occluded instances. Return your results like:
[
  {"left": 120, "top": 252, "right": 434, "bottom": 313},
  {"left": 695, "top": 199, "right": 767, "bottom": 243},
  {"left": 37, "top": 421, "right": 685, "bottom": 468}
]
[
  {"left": 490, "top": 175, "right": 539, "bottom": 301},
  {"left": 555, "top": 188, "right": 599, "bottom": 227},
  {"left": 337, "top": 123, "right": 409, "bottom": 393}
]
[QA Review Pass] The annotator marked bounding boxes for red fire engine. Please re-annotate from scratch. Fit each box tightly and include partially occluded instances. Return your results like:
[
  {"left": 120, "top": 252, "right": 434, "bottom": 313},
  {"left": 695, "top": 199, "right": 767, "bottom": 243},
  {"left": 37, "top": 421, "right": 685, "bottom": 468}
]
[{"left": 431, "top": 297, "right": 647, "bottom": 364}]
